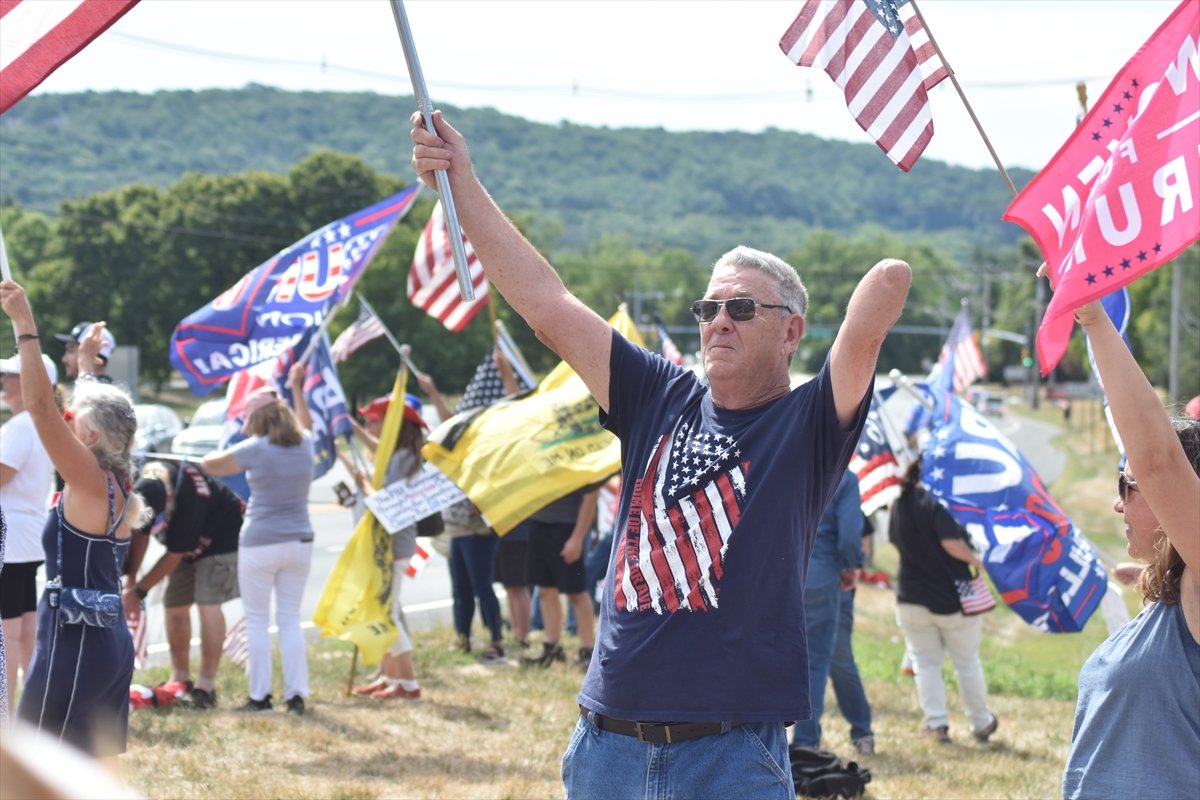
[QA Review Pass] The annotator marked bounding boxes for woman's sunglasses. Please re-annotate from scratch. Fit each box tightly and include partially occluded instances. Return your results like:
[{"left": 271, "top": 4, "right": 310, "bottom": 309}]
[
  {"left": 1117, "top": 471, "right": 1138, "bottom": 503},
  {"left": 691, "top": 297, "right": 792, "bottom": 324}
]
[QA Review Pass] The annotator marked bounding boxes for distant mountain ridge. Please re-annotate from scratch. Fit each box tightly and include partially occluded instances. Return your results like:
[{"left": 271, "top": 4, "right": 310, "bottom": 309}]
[{"left": 0, "top": 84, "right": 1031, "bottom": 259}]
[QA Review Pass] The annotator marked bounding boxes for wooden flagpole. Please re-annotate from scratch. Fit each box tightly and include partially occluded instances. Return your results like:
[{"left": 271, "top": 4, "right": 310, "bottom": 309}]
[{"left": 908, "top": 0, "right": 1018, "bottom": 198}]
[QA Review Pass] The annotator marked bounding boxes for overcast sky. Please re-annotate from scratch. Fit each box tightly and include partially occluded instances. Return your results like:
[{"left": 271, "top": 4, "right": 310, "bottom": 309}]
[{"left": 18, "top": 0, "right": 1184, "bottom": 175}]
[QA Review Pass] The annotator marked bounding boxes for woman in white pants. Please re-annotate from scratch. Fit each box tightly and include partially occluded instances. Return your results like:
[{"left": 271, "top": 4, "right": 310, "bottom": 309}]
[
  {"left": 888, "top": 457, "right": 998, "bottom": 745},
  {"left": 204, "top": 365, "right": 314, "bottom": 715}
]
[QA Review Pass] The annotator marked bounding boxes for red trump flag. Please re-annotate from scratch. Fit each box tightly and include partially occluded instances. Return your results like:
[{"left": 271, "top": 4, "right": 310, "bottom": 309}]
[{"left": 1003, "top": 0, "right": 1200, "bottom": 375}]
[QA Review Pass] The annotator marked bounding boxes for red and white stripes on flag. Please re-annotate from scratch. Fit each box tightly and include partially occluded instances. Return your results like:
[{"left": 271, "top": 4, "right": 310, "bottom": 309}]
[
  {"left": 779, "top": 0, "right": 949, "bottom": 171},
  {"left": 939, "top": 308, "right": 987, "bottom": 393},
  {"left": 0, "top": 0, "right": 139, "bottom": 115},
  {"left": 127, "top": 606, "right": 149, "bottom": 670},
  {"left": 330, "top": 300, "right": 386, "bottom": 363},
  {"left": 404, "top": 543, "right": 431, "bottom": 578},
  {"left": 408, "top": 201, "right": 489, "bottom": 332},
  {"left": 850, "top": 397, "right": 904, "bottom": 515},
  {"left": 223, "top": 616, "right": 249, "bottom": 671}
]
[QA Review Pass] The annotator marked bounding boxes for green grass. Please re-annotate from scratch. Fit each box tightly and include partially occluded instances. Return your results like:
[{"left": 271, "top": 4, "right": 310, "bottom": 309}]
[{"left": 7, "top": 391, "right": 1141, "bottom": 798}]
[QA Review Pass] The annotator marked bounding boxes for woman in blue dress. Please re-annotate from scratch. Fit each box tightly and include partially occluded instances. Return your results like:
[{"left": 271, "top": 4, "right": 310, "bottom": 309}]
[{"left": 1, "top": 280, "right": 147, "bottom": 757}]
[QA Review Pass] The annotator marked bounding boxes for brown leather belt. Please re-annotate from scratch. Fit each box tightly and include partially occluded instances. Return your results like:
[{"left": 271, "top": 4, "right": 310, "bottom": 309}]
[{"left": 579, "top": 705, "right": 743, "bottom": 744}]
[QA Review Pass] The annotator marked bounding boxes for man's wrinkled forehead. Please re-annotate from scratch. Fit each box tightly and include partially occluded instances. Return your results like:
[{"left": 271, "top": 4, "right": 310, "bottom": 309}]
[{"left": 705, "top": 263, "right": 778, "bottom": 300}]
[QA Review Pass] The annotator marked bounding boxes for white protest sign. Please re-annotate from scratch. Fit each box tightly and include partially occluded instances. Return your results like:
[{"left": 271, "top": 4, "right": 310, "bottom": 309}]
[{"left": 364, "top": 462, "right": 467, "bottom": 534}]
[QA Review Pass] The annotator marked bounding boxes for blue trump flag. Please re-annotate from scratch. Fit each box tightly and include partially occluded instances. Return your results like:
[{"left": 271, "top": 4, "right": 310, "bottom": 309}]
[
  {"left": 170, "top": 186, "right": 421, "bottom": 395},
  {"left": 1085, "top": 287, "right": 1133, "bottom": 466},
  {"left": 287, "top": 333, "right": 354, "bottom": 480},
  {"left": 921, "top": 388, "right": 1107, "bottom": 633}
]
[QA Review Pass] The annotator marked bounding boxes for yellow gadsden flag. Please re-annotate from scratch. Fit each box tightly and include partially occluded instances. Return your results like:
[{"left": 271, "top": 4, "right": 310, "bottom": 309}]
[
  {"left": 312, "top": 368, "right": 409, "bottom": 664},
  {"left": 423, "top": 308, "right": 644, "bottom": 534}
]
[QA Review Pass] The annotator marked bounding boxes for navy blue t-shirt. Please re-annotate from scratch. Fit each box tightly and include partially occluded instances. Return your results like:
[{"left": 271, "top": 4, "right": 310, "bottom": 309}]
[{"left": 577, "top": 332, "right": 869, "bottom": 723}]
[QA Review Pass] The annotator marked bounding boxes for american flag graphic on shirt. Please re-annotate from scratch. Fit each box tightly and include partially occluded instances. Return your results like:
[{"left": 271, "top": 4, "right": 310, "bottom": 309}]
[{"left": 612, "top": 420, "right": 750, "bottom": 614}]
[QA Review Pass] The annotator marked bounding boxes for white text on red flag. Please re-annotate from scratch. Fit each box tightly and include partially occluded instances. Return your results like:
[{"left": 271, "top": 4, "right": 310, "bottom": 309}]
[{"left": 1002, "top": 1, "right": 1200, "bottom": 374}]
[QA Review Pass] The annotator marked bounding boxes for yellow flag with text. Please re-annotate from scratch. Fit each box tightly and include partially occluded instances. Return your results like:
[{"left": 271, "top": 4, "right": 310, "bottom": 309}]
[
  {"left": 423, "top": 308, "right": 644, "bottom": 534},
  {"left": 312, "top": 368, "right": 409, "bottom": 664}
]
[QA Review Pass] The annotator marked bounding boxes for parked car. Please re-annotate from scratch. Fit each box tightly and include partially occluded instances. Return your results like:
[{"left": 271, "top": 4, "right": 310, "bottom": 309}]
[
  {"left": 133, "top": 403, "right": 184, "bottom": 459},
  {"left": 171, "top": 399, "right": 228, "bottom": 458},
  {"left": 981, "top": 392, "right": 1005, "bottom": 417}
]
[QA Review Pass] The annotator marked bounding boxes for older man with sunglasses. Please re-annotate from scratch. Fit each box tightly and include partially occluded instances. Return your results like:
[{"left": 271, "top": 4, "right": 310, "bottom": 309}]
[{"left": 412, "top": 111, "right": 910, "bottom": 799}]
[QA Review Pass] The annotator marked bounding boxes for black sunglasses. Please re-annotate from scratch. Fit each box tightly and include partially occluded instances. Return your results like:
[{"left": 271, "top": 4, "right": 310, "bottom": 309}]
[
  {"left": 1118, "top": 471, "right": 1138, "bottom": 503},
  {"left": 691, "top": 297, "right": 792, "bottom": 324}
]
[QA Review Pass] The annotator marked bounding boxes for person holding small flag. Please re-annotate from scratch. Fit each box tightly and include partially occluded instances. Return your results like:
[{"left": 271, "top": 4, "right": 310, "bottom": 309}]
[
  {"left": 888, "top": 457, "right": 998, "bottom": 746},
  {"left": 412, "top": 111, "right": 909, "bottom": 798}
]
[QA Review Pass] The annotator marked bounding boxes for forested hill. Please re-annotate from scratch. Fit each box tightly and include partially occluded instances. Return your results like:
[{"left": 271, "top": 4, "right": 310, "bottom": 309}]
[{"left": 0, "top": 85, "right": 1031, "bottom": 259}]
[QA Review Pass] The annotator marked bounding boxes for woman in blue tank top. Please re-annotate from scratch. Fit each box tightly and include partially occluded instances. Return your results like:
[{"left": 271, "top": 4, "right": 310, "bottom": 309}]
[
  {"left": 0, "top": 282, "right": 148, "bottom": 757},
  {"left": 1062, "top": 301, "right": 1200, "bottom": 799}
]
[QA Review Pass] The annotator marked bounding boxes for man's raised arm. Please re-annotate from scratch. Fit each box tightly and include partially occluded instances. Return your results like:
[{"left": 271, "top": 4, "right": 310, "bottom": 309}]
[
  {"left": 411, "top": 111, "right": 614, "bottom": 410},
  {"left": 828, "top": 258, "right": 911, "bottom": 426}
]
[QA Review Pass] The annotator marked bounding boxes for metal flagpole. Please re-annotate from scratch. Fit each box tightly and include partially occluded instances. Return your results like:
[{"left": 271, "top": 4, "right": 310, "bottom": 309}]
[
  {"left": 356, "top": 293, "right": 406, "bottom": 360},
  {"left": 294, "top": 310, "right": 342, "bottom": 368},
  {"left": 389, "top": 0, "right": 476, "bottom": 302},
  {"left": 908, "top": 0, "right": 1018, "bottom": 198},
  {"left": 873, "top": 387, "right": 917, "bottom": 465}
]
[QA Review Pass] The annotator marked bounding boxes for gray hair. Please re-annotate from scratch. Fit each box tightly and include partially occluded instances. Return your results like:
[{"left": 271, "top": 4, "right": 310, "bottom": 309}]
[
  {"left": 71, "top": 382, "right": 149, "bottom": 527},
  {"left": 712, "top": 246, "right": 808, "bottom": 318}
]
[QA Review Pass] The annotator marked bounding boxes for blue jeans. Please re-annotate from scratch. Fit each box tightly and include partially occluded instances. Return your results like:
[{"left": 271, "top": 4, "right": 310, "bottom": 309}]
[
  {"left": 791, "top": 578, "right": 839, "bottom": 747},
  {"left": 830, "top": 588, "right": 873, "bottom": 742},
  {"left": 564, "top": 713, "right": 792, "bottom": 799},
  {"left": 449, "top": 535, "right": 502, "bottom": 643}
]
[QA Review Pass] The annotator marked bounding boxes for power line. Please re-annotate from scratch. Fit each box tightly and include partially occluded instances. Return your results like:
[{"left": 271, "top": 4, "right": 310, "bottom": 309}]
[{"left": 107, "top": 31, "right": 1110, "bottom": 101}]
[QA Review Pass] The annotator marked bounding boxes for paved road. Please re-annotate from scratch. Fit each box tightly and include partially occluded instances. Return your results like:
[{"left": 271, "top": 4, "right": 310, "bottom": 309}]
[
  {"left": 994, "top": 411, "right": 1067, "bottom": 485},
  {"left": 140, "top": 461, "right": 456, "bottom": 665},
  {"left": 143, "top": 407, "right": 1070, "bottom": 665}
]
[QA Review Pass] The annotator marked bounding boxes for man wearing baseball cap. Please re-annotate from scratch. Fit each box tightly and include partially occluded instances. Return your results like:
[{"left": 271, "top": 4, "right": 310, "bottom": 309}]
[
  {"left": 55, "top": 321, "right": 116, "bottom": 383},
  {"left": 0, "top": 352, "right": 58, "bottom": 715}
]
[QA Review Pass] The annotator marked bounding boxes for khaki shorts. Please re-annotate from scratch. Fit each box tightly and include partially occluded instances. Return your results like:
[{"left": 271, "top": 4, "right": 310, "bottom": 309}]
[{"left": 163, "top": 551, "right": 240, "bottom": 607}]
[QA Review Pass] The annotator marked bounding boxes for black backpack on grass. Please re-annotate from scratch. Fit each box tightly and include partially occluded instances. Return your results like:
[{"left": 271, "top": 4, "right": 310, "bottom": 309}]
[{"left": 788, "top": 744, "right": 872, "bottom": 798}]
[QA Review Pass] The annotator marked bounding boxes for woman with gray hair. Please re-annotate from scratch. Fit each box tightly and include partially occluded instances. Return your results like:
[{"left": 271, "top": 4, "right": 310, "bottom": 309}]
[{"left": 0, "top": 279, "right": 148, "bottom": 757}]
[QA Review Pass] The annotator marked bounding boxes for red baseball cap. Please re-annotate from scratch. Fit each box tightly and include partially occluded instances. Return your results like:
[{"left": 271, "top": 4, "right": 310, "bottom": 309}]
[{"left": 358, "top": 394, "right": 429, "bottom": 431}]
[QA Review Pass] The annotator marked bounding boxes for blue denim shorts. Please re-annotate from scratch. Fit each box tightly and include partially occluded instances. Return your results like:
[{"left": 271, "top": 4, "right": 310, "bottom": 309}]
[{"left": 561, "top": 713, "right": 792, "bottom": 799}]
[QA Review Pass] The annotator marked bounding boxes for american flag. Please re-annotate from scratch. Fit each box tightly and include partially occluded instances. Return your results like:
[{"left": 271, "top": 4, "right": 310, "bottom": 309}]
[
  {"left": 0, "top": 0, "right": 139, "bottom": 115},
  {"left": 849, "top": 396, "right": 903, "bottom": 515},
  {"left": 408, "top": 201, "right": 489, "bottom": 332},
  {"left": 654, "top": 315, "right": 683, "bottom": 365},
  {"left": 612, "top": 421, "right": 748, "bottom": 614},
  {"left": 455, "top": 349, "right": 534, "bottom": 414},
  {"left": 404, "top": 543, "right": 431, "bottom": 578},
  {"left": 127, "top": 606, "right": 149, "bottom": 670},
  {"left": 937, "top": 308, "right": 987, "bottom": 393},
  {"left": 330, "top": 300, "right": 386, "bottom": 363},
  {"left": 779, "top": 0, "right": 949, "bottom": 172},
  {"left": 222, "top": 616, "right": 248, "bottom": 671}
]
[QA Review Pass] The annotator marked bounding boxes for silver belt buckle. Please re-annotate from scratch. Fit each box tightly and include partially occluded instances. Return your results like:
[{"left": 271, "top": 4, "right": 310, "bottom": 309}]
[{"left": 635, "top": 722, "right": 671, "bottom": 744}]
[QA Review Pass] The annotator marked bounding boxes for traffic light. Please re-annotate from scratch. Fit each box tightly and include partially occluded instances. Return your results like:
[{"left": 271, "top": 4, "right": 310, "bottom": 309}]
[{"left": 1021, "top": 347, "right": 1033, "bottom": 368}]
